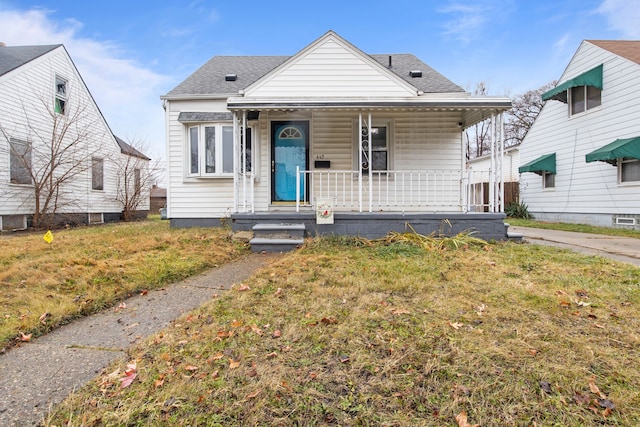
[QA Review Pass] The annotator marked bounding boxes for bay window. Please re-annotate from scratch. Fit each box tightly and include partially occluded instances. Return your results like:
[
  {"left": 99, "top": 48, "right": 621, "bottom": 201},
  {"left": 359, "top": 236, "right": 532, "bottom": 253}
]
[{"left": 187, "top": 124, "right": 252, "bottom": 177}]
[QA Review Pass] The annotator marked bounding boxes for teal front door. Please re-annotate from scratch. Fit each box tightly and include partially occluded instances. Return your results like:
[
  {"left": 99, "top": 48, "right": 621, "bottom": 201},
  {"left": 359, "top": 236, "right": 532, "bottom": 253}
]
[{"left": 271, "top": 121, "right": 308, "bottom": 202}]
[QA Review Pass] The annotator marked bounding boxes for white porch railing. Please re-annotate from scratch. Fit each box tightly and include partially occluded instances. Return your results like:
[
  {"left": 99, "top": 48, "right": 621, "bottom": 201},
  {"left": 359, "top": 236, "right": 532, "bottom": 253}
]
[{"left": 295, "top": 168, "right": 495, "bottom": 213}]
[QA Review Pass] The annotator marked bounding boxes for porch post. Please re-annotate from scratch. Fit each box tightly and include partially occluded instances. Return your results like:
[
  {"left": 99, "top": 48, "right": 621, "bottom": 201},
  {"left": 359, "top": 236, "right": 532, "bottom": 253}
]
[
  {"left": 233, "top": 111, "right": 239, "bottom": 213},
  {"left": 489, "top": 113, "right": 495, "bottom": 212},
  {"left": 461, "top": 128, "right": 468, "bottom": 212},
  {"left": 241, "top": 111, "right": 247, "bottom": 212},
  {"left": 498, "top": 112, "right": 505, "bottom": 213},
  {"left": 368, "top": 112, "right": 373, "bottom": 213},
  {"left": 358, "top": 112, "right": 363, "bottom": 212}
]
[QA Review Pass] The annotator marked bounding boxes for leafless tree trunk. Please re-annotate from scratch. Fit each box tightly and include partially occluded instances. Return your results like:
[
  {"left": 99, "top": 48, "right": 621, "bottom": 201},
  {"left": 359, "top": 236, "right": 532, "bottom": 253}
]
[{"left": 113, "top": 137, "right": 160, "bottom": 221}]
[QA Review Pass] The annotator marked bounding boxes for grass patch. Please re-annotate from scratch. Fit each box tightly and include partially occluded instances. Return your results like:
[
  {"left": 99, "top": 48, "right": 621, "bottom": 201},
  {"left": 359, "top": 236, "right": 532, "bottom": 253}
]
[
  {"left": 508, "top": 218, "right": 640, "bottom": 239},
  {"left": 0, "top": 220, "right": 248, "bottom": 350},
  {"left": 47, "top": 237, "right": 640, "bottom": 426}
]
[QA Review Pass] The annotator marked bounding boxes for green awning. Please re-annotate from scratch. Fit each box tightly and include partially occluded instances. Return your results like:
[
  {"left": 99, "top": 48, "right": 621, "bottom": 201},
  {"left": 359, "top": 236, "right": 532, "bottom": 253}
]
[
  {"left": 542, "top": 64, "right": 603, "bottom": 103},
  {"left": 518, "top": 153, "right": 556, "bottom": 175},
  {"left": 585, "top": 136, "right": 640, "bottom": 164}
]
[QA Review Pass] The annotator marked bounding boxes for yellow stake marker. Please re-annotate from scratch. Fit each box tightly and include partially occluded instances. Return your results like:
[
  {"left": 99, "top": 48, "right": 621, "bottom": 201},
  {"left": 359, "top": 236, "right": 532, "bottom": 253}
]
[{"left": 43, "top": 230, "right": 54, "bottom": 244}]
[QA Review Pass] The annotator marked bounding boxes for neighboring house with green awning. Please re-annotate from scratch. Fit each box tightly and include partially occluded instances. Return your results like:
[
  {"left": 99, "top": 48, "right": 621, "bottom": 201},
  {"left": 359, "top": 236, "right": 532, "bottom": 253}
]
[{"left": 519, "top": 40, "right": 640, "bottom": 229}]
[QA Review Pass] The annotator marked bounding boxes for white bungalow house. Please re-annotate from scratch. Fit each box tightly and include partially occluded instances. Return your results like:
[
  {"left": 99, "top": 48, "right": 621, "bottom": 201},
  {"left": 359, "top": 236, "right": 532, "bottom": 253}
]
[
  {"left": 0, "top": 43, "right": 150, "bottom": 231},
  {"left": 161, "top": 31, "right": 513, "bottom": 245},
  {"left": 519, "top": 40, "right": 640, "bottom": 229}
]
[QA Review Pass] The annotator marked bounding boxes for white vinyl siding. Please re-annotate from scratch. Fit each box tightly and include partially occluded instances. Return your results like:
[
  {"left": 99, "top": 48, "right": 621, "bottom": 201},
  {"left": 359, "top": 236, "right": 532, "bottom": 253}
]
[
  {"left": 246, "top": 38, "right": 416, "bottom": 98},
  {"left": 520, "top": 41, "right": 640, "bottom": 220}
]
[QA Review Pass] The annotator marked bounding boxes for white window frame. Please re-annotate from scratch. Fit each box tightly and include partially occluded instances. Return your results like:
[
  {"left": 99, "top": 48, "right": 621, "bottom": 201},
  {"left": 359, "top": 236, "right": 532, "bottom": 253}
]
[
  {"left": 186, "top": 123, "right": 254, "bottom": 178},
  {"left": 542, "top": 171, "right": 555, "bottom": 189},
  {"left": 9, "top": 138, "right": 32, "bottom": 185},
  {"left": 55, "top": 75, "right": 68, "bottom": 115},
  {"left": 92, "top": 157, "right": 104, "bottom": 191},
  {"left": 570, "top": 85, "right": 601, "bottom": 116},
  {"left": 618, "top": 158, "right": 640, "bottom": 185},
  {"left": 354, "top": 119, "right": 393, "bottom": 173}
]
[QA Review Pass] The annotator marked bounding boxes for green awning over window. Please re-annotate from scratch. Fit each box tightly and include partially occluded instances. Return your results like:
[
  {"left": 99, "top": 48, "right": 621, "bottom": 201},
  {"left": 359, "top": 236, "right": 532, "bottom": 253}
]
[
  {"left": 542, "top": 64, "right": 603, "bottom": 103},
  {"left": 519, "top": 153, "right": 556, "bottom": 174},
  {"left": 585, "top": 136, "right": 640, "bottom": 164}
]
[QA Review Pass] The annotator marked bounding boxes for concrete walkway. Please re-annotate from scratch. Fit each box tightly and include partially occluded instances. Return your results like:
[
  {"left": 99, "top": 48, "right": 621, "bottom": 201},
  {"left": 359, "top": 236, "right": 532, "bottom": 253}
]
[
  {"left": 0, "top": 252, "right": 280, "bottom": 427},
  {"left": 509, "top": 226, "right": 640, "bottom": 267}
]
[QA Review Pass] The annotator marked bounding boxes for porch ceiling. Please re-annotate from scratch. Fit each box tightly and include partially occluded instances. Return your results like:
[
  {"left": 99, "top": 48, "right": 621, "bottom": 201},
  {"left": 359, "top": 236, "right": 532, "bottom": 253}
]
[{"left": 227, "top": 96, "right": 511, "bottom": 127}]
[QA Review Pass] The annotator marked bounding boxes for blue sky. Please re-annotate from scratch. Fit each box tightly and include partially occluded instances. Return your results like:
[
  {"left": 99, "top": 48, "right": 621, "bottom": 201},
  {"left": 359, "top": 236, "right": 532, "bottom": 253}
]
[{"left": 1, "top": 0, "right": 639, "bottom": 163}]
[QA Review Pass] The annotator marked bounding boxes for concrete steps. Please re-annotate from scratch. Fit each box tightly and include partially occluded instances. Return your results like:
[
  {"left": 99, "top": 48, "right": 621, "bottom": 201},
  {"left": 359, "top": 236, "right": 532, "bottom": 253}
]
[{"left": 249, "top": 223, "right": 305, "bottom": 252}]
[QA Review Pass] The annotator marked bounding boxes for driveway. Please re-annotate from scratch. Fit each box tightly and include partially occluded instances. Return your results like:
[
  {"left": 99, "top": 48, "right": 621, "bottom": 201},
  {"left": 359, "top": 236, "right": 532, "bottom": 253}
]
[{"left": 509, "top": 226, "right": 640, "bottom": 267}]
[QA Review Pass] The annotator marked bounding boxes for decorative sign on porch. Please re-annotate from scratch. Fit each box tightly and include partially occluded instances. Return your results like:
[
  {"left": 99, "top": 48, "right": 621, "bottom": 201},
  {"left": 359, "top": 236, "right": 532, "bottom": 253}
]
[{"left": 316, "top": 199, "right": 334, "bottom": 224}]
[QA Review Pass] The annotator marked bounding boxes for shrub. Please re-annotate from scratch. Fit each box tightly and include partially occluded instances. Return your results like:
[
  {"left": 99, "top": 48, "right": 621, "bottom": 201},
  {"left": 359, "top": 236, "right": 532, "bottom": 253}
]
[{"left": 505, "top": 201, "right": 533, "bottom": 219}]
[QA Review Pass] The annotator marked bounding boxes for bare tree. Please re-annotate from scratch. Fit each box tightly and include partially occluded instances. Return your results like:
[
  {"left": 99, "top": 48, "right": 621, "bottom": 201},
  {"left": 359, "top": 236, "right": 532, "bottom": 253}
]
[
  {"left": 1, "top": 94, "right": 107, "bottom": 229},
  {"left": 504, "top": 81, "right": 556, "bottom": 147},
  {"left": 112, "top": 136, "right": 160, "bottom": 221}
]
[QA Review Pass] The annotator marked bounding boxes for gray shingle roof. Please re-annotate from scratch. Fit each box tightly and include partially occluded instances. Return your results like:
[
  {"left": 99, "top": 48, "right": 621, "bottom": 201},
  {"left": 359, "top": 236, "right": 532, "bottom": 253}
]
[
  {"left": 165, "top": 53, "right": 464, "bottom": 97},
  {"left": 0, "top": 44, "right": 61, "bottom": 76},
  {"left": 115, "top": 136, "right": 151, "bottom": 160}
]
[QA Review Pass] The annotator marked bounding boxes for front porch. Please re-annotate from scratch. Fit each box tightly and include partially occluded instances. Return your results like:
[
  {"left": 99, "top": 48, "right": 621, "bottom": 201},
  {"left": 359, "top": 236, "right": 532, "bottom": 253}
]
[{"left": 231, "top": 211, "right": 512, "bottom": 241}]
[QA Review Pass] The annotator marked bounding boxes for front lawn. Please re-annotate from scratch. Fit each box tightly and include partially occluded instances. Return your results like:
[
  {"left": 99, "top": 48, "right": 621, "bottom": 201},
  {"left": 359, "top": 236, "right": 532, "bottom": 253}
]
[
  {"left": 46, "top": 236, "right": 640, "bottom": 426},
  {"left": 0, "top": 220, "right": 248, "bottom": 351}
]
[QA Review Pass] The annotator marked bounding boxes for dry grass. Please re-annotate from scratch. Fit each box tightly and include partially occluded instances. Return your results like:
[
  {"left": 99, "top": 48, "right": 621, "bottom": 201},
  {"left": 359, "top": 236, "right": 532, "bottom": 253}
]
[
  {"left": 0, "top": 219, "right": 248, "bottom": 351},
  {"left": 46, "top": 235, "right": 640, "bottom": 426}
]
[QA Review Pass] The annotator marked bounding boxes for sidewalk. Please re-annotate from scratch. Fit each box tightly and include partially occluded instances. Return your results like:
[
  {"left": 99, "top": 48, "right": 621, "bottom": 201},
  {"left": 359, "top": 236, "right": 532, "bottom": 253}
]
[
  {"left": 0, "top": 252, "right": 280, "bottom": 427},
  {"left": 509, "top": 226, "right": 640, "bottom": 267}
]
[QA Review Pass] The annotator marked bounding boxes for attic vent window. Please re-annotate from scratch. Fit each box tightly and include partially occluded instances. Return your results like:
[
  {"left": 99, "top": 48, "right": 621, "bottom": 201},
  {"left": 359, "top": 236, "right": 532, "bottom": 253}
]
[
  {"left": 409, "top": 70, "right": 422, "bottom": 78},
  {"left": 225, "top": 74, "right": 237, "bottom": 81}
]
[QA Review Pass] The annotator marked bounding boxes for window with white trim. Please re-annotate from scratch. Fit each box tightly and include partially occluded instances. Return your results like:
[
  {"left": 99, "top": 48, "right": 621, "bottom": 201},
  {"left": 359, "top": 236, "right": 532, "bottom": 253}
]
[
  {"left": 358, "top": 122, "right": 391, "bottom": 173},
  {"left": 542, "top": 171, "right": 555, "bottom": 189},
  {"left": 619, "top": 158, "right": 640, "bottom": 183},
  {"left": 187, "top": 124, "right": 253, "bottom": 177},
  {"left": 570, "top": 85, "right": 600, "bottom": 116},
  {"left": 55, "top": 75, "right": 68, "bottom": 115},
  {"left": 92, "top": 157, "right": 104, "bottom": 190},
  {"left": 9, "top": 139, "right": 32, "bottom": 185}
]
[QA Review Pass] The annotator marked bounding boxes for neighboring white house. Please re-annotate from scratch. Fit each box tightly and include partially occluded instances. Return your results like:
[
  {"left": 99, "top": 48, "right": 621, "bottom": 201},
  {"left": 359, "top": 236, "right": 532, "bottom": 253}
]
[
  {"left": 467, "top": 146, "right": 520, "bottom": 210},
  {"left": 519, "top": 40, "right": 640, "bottom": 229},
  {"left": 161, "top": 31, "right": 513, "bottom": 240},
  {"left": 0, "top": 44, "right": 150, "bottom": 231}
]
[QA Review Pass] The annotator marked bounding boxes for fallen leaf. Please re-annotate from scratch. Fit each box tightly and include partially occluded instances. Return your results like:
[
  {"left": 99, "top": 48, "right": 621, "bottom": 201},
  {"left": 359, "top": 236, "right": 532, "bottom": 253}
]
[
  {"left": 184, "top": 365, "right": 199, "bottom": 372},
  {"left": 593, "top": 323, "right": 605, "bottom": 329},
  {"left": 246, "top": 390, "right": 261, "bottom": 399},
  {"left": 449, "top": 322, "right": 464, "bottom": 330},
  {"left": 455, "top": 411, "right": 479, "bottom": 427},
  {"left": 251, "top": 324, "right": 263, "bottom": 335},
  {"left": 575, "top": 289, "right": 589, "bottom": 298},
  {"left": 321, "top": 317, "right": 337, "bottom": 325},
  {"left": 589, "top": 378, "right": 606, "bottom": 398},
  {"left": 597, "top": 399, "right": 615, "bottom": 410},
  {"left": 488, "top": 261, "right": 496, "bottom": 267},
  {"left": 272, "top": 329, "right": 282, "bottom": 338},
  {"left": 118, "top": 302, "right": 127, "bottom": 310},
  {"left": 528, "top": 349, "right": 538, "bottom": 357},
  {"left": 559, "top": 301, "right": 571, "bottom": 307},
  {"left": 576, "top": 300, "right": 591, "bottom": 307},
  {"left": 540, "top": 381, "right": 552, "bottom": 394},
  {"left": 19, "top": 332, "right": 32, "bottom": 342},
  {"left": 231, "top": 320, "right": 243, "bottom": 328},
  {"left": 273, "top": 287, "right": 283, "bottom": 297},
  {"left": 140, "top": 289, "right": 148, "bottom": 296},
  {"left": 573, "top": 391, "right": 590, "bottom": 405},
  {"left": 236, "top": 284, "right": 251, "bottom": 291},
  {"left": 154, "top": 377, "right": 165, "bottom": 389},
  {"left": 390, "top": 308, "right": 411, "bottom": 315},
  {"left": 266, "top": 351, "right": 278, "bottom": 359},
  {"left": 120, "top": 372, "right": 137, "bottom": 388},
  {"left": 339, "top": 355, "right": 350, "bottom": 363},
  {"left": 39, "top": 312, "right": 50, "bottom": 324},
  {"left": 602, "top": 407, "right": 613, "bottom": 417},
  {"left": 229, "top": 359, "right": 240, "bottom": 369}
]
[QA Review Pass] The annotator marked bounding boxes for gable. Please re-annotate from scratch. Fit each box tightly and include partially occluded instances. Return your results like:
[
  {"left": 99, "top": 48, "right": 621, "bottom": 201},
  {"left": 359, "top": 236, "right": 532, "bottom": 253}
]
[{"left": 245, "top": 32, "right": 418, "bottom": 98}]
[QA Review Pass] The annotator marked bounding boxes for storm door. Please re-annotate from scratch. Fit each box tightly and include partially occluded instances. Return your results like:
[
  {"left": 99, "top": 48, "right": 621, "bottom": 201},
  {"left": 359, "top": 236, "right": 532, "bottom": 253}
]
[{"left": 271, "top": 121, "right": 309, "bottom": 202}]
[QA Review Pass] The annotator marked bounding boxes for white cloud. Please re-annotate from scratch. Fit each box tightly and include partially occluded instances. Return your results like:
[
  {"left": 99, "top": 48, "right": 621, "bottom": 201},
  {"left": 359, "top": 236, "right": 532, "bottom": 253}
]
[
  {"left": 0, "top": 7, "right": 170, "bottom": 161},
  {"left": 598, "top": 0, "right": 640, "bottom": 38},
  {"left": 438, "top": 0, "right": 513, "bottom": 44}
]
